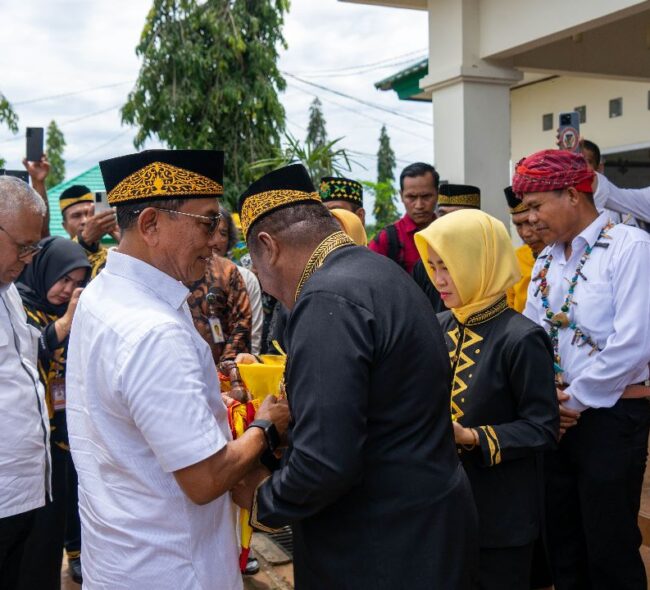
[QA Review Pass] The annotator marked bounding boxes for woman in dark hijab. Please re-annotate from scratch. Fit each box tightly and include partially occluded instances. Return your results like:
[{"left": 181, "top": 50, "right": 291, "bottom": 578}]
[{"left": 15, "top": 236, "right": 90, "bottom": 590}]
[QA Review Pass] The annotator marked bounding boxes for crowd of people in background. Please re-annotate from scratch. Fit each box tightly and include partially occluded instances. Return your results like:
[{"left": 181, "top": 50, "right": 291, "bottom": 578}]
[{"left": 0, "top": 134, "right": 649, "bottom": 590}]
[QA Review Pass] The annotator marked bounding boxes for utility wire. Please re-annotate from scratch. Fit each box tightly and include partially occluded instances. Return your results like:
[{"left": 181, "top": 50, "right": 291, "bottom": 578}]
[
  {"left": 66, "top": 129, "right": 131, "bottom": 165},
  {"left": 286, "top": 81, "right": 432, "bottom": 142},
  {"left": 0, "top": 104, "right": 122, "bottom": 145},
  {"left": 296, "top": 56, "right": 427, "bottom": 79},
  {"left": 13, "top": 80, "right": 134, "bottom": 107},
  {"left": 290, "top": 48, "right": 427, "bottom": 76},
  {"left": 284, "top": 72, "right": 432, "bottom": 127}
]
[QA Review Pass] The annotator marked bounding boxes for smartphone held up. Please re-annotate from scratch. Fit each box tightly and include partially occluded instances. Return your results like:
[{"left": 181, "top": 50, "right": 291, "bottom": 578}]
[{"left": 557, "top": 112, "right": 580, "bottom": 153}]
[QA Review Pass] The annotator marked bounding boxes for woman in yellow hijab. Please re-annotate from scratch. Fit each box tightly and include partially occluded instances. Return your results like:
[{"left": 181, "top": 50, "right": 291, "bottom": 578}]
[
  {"left": 330, "top": 208, "right": 368, "bottom": 246},
  {"left": 415, "top": 209, "right": 559, "bottom": 590}
]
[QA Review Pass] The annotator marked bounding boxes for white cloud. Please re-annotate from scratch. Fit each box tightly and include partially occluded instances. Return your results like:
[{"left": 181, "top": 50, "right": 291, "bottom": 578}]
[{"left": 0, "top": 0, "right": 433, "bottom": 215}]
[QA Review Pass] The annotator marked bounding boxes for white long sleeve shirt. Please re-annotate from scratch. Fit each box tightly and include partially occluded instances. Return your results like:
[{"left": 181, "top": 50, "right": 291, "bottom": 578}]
[
  {"left": 594, "top": 172, "right": 650, "bottom": 223},
  {"left": 524, "top": 212, "right": 650, "bottom": 412},
  {"left": 0, "top": 283, "right": 51, "bottom": 518}
]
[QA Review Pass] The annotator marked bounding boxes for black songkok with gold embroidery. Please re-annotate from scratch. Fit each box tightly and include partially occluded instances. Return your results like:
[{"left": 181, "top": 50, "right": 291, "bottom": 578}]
[
  {"left": 437, "top": 184, "right": 481, "bottom": 209},
  {"left": 99, "top": 150, "right": 224, "bottom": 207},
  {"left": 319, "top": 177, "right": 363, "bottom": 207},
  {"left": 238, "top": 163, "right": 322, "bottom": 239},
  {"left": 504, "top": 186, "right": 529, "bottom": 215},
  {"left": 59, "top": 184, "right": 94, "bottom": 213}
]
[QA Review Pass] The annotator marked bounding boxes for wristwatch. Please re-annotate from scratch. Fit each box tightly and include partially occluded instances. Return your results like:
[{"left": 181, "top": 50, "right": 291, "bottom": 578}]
[{"left": 249, "top": 419, "right": 280, "bottom": 453}]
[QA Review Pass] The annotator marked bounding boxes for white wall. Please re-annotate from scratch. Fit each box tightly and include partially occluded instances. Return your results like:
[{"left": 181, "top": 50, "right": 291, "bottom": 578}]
[{"left": 510, "top": 76, "right": 650, "bottom": 162}]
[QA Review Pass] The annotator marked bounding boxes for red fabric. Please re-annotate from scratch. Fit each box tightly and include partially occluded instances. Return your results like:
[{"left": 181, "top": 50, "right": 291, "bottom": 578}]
[
  {"left": 512, "top": 149, "right": 594, "bottom": 196},
  {"left": 369, "top": 214, "right": 425, "bottom": 274}
]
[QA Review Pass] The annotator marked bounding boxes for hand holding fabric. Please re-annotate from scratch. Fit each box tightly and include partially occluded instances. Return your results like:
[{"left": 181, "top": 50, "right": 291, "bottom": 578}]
[
  {"left": 256, "top": 395, "right": 291, "bottom": 443},
  {"left": 231, "top": 465, "right": 270, "bottom": 510}
]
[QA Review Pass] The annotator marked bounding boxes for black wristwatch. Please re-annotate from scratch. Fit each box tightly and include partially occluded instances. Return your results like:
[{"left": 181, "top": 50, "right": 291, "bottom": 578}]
[{"left": 249, "top": 419, "right": 280, "bottom": 453}]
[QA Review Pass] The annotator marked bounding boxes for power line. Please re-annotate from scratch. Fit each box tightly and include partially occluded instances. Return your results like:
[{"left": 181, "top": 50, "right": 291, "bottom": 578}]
[
  {"left": 0, "top": 104, "right": 122, "bottom": 145},
  {"left": 286, "top": 81, "right": 432, "bottom": 142},
  {"left": 284, "top": 72, "right": 433, "bottom": 127},
  {"left": 66, "top": 129, "right": 131, "bottom": 165},
  {"left": 290, "top": 48, "right": 427, "bottom": 76},
  {"left": 62, "top": 104, "right": 121, "bottom": 126},
  {"left": 13, "top": 80, "right": 134, "bottom": 107},
  {"left": 296, "top": 56, "right": 427, "bottom": 79}
]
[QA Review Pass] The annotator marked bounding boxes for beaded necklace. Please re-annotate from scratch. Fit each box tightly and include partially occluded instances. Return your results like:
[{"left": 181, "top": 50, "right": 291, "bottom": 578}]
[{"left": 534, "top": 222, "right": 614, "bottom": 383}]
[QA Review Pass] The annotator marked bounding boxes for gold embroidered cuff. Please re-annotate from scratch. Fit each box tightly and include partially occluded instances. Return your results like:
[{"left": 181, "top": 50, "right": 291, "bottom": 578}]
[
  {"left": 107, "top": 161, "right": 224, "bottom": 205},
  {"left": 240, "top": 190, "right": 321, "bottom": 239},
  {"left": 478, "top": 425, "right": 502, "bottom": 466},
  {"left": 250, "top": 476, "right": 284, "bottom": 533}
]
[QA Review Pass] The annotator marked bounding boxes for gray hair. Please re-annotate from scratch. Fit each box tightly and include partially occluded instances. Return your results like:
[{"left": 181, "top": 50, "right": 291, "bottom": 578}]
[{"left": 0, "top": 176, "right": 47, "bottom": 219}]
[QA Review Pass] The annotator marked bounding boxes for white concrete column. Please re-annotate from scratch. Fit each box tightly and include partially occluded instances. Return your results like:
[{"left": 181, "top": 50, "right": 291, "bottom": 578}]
[
  {"left": 430, "top": 79, "right": 515, "bottom": 224},
  {"left": 420, "top": 0, "right": 522, "bottom": 225}
]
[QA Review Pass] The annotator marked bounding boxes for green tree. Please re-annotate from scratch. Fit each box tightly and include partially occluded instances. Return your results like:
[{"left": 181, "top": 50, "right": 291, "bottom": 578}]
[
  {"left": 364, "top": 180, "right": 399, "bottom": 232},
  {"left": 121, "top": 0, "right": 289, "bottom": 210},
  {"left": 306, "top": 97, "right": 327, "bottom": 148},
  {"left": 46, "top": 120, "right": 66, "bottom": 188},
  {"left": 0, "top": 91, "right": 19, "bottom": 168},
  {"left": 368, "top": 125, "right": 399, "bottom": 229},
  {"left": 304, "top": 97, "right": 329, "bottom": 181},
  {"left": 377, "top": 124, "right": 395, "bottom": 183},
  {"left": 250, "top": 132, "right": 356, "bottom": 187}
]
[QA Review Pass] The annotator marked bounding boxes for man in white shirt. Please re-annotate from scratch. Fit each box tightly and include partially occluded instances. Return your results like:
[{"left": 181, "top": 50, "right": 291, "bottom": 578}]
[
  {"left": 514, "top": 149, "right": 650, "bottom": 590},
  {"left": 0, "top": 177, "right": 51, "bottom": 590},
  {"left": 593, "top": 173, "right": 650, "bottom": 224},
  {"left": 66, "top": 150, "right": 290, "bottom": 590}
]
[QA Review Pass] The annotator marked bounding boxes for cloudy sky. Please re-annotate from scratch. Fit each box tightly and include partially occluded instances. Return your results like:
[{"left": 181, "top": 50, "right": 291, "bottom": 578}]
[{"left": 0, "top": 0, "right": 432, "bottom": 214}]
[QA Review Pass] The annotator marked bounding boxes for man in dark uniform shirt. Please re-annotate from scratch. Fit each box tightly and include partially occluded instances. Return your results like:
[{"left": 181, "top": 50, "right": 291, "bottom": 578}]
[{"left": 232, "top": 163, "right": 478, "bottom": 590}]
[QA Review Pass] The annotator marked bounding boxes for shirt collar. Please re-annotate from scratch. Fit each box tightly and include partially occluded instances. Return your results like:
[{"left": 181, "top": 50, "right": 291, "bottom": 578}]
[
  {"left": 401, "top": 214, "right": 420, "bottom": 233},
  {"left": 550, "top": 212, "right": 610, "bottom": 259},
  {"left": 571, "top": 211, "right": 610, "bottom": 250},
  {"left": 105, "top": 250, "right": 190, "bottom": 310}
]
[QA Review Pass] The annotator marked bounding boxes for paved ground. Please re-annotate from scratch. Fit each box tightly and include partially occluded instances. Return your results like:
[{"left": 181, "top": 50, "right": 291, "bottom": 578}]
[{"left": 61, "top": 465, "right": 650, "bottom": 590}]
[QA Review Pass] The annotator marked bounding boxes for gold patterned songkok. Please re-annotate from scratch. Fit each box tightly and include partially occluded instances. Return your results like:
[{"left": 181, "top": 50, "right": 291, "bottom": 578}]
[
  {"left": 99, "top": 150, "right": 224, "bottom": 207},
  {"left": 238, "top": 163, "right": 323, "bottom": 240},
  {"left": 504, "top": 185, "right": 529, "bottom": 215},
  {"left": 437, "top": 184, "right": 481, "bottom": 210}
]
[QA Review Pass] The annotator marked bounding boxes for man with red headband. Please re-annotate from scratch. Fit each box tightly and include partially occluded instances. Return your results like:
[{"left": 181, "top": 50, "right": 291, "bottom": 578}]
[{"left": 514, "top": 149, "right": 650, "bottom": 590}]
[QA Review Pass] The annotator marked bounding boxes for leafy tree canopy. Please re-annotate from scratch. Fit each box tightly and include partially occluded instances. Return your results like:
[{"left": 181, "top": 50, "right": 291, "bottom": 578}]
[
  {"left": 46, "top": 120, "right": 66, "bottom": 188},
  {"left": 250, "top": 132, "right": 357, "bottom": 188},
  {"left": 377, "top": 124, "right": 395, "bottom": 184},
  {"left": 0, "top": 91, "right": 19, "bottom": 168},
  {"left": 122, "top": 0, "right": 290, "bottom": 210}
]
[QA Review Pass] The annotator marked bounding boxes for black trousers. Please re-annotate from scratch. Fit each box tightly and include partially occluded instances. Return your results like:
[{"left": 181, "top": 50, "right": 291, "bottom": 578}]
[
  {"left": 17, "top": 443, "right": 75, "bottom": 590},
  {"left": 64, "top": 455, "right": 81, "bottom": 558},
  {"left": 0, "top": 510, "right": 36, "bottom": 590},
  {"left": 545, "top": 398, "right": 650, "bottom": 590},
  {"left": 478, "top": 542, "right": 535, "bottom": 590}
]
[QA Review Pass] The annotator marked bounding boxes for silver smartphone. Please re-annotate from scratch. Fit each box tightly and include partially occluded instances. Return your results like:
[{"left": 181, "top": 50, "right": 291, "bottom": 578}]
[{"left": 94, "top": 190, "right": 111, "bottom": 213}]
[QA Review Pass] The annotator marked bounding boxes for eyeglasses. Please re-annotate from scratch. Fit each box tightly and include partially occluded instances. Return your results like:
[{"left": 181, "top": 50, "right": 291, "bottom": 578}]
[
  {"left": 153, "top": 207, "right": 222, "bottom": 236},
  {"left": 0, "top": 225, "right": 42, "bottom": 259}
]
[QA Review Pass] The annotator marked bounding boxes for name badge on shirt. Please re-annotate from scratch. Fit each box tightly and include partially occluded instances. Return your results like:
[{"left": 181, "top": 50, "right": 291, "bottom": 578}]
[
  {"left": 51, "top": 378, "right": 66, "bottom": 412},
  {"left": 208, "top": 317, "right": 225, "bottom": 344}
]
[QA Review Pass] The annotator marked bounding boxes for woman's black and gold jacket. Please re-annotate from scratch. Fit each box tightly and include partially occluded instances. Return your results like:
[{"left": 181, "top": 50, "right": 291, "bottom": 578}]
[
  {"left": 437, "top": 297, "right": 559, "bottom": 548},
  {"left": 23, "top": 305, "right": 69, "bottom": 450}
]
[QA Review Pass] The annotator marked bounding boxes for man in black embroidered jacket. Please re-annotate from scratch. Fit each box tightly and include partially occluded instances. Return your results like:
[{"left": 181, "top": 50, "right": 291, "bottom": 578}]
[{"left": 232, "top": 164, "right": 478, "bottom": 590}]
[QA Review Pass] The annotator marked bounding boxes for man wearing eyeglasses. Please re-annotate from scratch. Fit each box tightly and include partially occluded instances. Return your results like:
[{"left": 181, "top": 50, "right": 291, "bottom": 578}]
[
  {"left": 66, "top": 150, "right": 290, "bottom": 590},
  {"left": 0, "top": 176, "right": 51, "bottom": 590}
]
